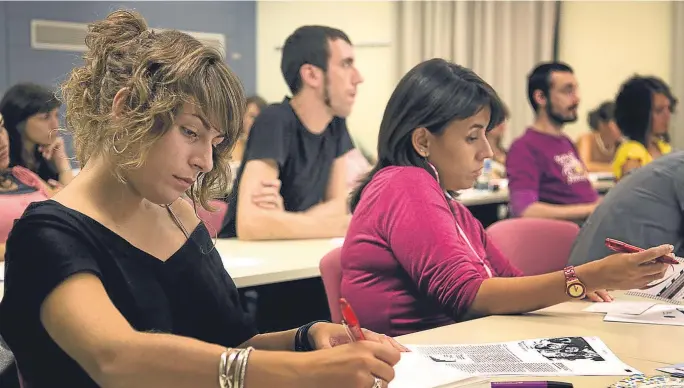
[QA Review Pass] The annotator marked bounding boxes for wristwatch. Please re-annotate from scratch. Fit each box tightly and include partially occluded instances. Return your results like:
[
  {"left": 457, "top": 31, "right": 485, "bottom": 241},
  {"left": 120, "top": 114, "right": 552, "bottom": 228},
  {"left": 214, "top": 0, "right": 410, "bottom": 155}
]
[{"left": 563, "top": 266, "right": 586, "bottom": 299}]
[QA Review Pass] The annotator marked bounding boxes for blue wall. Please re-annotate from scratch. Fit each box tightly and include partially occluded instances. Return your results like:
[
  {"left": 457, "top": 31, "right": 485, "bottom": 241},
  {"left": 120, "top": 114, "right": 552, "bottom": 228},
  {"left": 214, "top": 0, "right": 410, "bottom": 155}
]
[{"left": 0, "top": 1, "right": 257, "bottom": 160}]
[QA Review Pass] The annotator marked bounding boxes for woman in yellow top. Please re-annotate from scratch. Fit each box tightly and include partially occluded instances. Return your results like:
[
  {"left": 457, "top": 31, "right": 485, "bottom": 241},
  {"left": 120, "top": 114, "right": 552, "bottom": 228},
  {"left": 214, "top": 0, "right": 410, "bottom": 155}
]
[{"left": 613, "top": 75, "right": 676, "bottom": 179}]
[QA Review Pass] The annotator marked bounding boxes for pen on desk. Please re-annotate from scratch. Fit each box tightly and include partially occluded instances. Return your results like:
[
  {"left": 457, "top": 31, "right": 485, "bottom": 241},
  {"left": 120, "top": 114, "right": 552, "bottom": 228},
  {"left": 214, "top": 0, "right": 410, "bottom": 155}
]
[
  {"left": 676, "top": 308, "right": 684, "bottom": 316},
  {"left": 339, "top": 298, "right": 366, "bottom": 342},
  {"left": 491, "top": 382, "right": 573, "bottom": 388}
]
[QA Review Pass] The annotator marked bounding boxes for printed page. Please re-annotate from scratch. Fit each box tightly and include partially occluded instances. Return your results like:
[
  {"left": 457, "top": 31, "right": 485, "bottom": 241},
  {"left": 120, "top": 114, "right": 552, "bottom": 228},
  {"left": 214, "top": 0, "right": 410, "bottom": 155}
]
[
  {"left": 389, "top": 352, "right": 486, "bottom": 388},
  {"left": 583, "top": 301, "right": 656, "bottom": 315},
  {"left": 626, "top": 259, "right": 684, "bottom": 303},
  {"left": 604, "top": 304, "right": 684, "bottom": 327},
  {"left": 405, "top": 337, "right": 639, "bottom": 377}
]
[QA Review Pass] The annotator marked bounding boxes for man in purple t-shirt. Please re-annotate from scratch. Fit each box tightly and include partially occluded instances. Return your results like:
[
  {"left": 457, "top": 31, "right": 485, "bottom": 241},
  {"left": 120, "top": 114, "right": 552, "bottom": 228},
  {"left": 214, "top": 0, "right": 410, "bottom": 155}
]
[{"left": 506, "top": 62, "right": 600, "bottom": 220}]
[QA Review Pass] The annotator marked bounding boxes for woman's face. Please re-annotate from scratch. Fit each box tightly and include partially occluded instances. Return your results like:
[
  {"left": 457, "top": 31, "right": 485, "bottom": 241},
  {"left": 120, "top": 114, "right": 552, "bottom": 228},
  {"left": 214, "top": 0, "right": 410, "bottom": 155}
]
[
  {"left": 23, "top": 108, "right": 60, "bottom": 145},
  {"left": 241, "top": 102, "right": 261, "bottom": 138},
  {"left": 487, "top": 120, "right": 507, "bottom": 140},
  {"left": 419, "top": 107, "right": 494, "bottom": 191},
  {"left": 0, "top": 115, "right": 9, "bottom": 170},
  {"left": 651, "top": 93, "right": 672, "bottom": 136},
  {"left": 598, "top": 119, "right": 622, "bottom": 143},
  {"left": 123, "top": 103, "right": 225, "bottom": 205}
]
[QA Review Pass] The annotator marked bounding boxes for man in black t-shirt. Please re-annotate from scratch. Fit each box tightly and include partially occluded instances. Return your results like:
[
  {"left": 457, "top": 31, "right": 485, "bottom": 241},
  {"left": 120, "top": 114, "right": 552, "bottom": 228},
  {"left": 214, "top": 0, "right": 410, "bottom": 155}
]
[{"left": 220, "top": 25, "right": 363, "bottom": 239}]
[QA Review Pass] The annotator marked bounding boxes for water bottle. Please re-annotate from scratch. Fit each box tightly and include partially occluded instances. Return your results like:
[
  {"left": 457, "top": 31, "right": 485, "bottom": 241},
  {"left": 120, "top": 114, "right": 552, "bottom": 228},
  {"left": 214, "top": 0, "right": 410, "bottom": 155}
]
[{"left": 475, "top": 159, "right": 492, "bottom": 190}]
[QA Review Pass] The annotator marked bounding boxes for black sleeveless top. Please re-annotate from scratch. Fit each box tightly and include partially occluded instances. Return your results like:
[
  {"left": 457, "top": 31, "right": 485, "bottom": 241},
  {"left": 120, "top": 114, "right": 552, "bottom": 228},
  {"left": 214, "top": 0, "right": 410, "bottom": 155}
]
[{"left": 0, "top": 200, "right": 257, "bottom": 387}]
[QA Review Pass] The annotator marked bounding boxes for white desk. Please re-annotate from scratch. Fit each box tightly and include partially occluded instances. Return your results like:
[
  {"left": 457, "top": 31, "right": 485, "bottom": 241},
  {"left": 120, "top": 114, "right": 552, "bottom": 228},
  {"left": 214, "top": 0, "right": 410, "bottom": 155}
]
[
  {"left": 396, "top": 292, "right": 682, "bottom": 387},
  {"left": 217, "top": 238, "right": 343, "bottom": 288},
  {"left": 457, "top": 174, "right": 616, "bottom": 207}
]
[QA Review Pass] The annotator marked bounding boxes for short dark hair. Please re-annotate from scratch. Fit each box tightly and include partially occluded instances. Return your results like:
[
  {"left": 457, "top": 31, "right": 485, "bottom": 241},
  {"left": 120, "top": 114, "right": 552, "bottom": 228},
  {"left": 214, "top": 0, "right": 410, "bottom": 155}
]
[
  {"left": 527, "top": 62, "right": 574, "bottom": 112},
  {"left": 349, "top": 58, "right": 506, "bottom": 212},
  {"left": 280, "top": 25, "right": 351, "bottom": 95},
  {"left": 0, "top": 82, "right": 61, "bottom": 169},
  {"left": 246, "top": 95, "right": 268, "bottom": 111},
  {"left": 615, "top": 75, "right": 677, "bottom": 146},
  {"left": 587, "top": 101, "right": 615, "bottom": 131}
]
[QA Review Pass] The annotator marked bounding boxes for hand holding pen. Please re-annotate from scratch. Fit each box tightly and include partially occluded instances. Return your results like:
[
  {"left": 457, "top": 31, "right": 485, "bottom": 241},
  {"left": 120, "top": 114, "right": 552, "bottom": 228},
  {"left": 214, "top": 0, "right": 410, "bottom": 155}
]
[{"left": 290, "top": 299, "right": 404, "bottom": 388}]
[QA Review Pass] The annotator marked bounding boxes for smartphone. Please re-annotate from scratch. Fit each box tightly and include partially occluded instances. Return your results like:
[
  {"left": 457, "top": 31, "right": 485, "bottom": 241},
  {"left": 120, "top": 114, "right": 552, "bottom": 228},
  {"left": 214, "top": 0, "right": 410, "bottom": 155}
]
[{"left": 605, "top": 238, "right": 679, "bottom": 264}]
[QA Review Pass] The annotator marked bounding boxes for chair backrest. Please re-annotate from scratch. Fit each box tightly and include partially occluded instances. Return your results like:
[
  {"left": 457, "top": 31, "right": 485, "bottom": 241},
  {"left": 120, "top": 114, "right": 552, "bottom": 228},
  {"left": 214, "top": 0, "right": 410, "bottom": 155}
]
[
  {"left": 486, "top": 218, "right": 580, "bottom": 276},
  {"left": 319, "top": 248, "right": 343, "bottom": 323},
  {"left": 194, "top": 200, "right": 228, "bottom": 238}
]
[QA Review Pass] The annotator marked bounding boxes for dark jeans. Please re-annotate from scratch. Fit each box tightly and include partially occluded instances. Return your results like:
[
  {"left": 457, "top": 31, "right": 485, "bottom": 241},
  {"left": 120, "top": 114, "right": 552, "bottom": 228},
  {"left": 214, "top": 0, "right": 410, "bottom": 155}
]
[{"left": 240, "top": 277, "right": 331, "bottom": 333}]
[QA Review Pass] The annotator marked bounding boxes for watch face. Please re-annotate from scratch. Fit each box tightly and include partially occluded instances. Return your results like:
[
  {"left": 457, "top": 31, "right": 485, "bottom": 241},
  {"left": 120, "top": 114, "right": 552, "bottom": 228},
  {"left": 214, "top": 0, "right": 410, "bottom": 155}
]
[{"left": 568, "top": 283, "right": 585, "bottom": 298}]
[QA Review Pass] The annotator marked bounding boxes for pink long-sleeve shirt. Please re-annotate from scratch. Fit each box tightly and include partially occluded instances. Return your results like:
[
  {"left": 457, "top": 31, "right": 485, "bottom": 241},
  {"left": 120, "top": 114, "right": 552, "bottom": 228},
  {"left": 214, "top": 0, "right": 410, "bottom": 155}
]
[{"left": 340, "top": 166, "right": 522, "bottom": 336}]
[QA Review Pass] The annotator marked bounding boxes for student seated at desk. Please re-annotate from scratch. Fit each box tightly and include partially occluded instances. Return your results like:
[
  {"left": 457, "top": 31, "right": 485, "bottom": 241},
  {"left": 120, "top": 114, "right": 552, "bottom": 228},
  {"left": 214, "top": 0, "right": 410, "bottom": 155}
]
[
  {"left": 230, "top": 95, "right": 267, "bottom": 164},
  {"left": 576, "top": 101, "right": 622, "bottom": 173},
  {"left": 0, "top": 83, "right": 73, "bottom": 188},
  {"left": 485, "top": 104, "right": 508, "bottom": 178},
  {"left": 612, "top": 75, "right": 675, "bottom": 180},
  {"left": 219, "top": 25, "right": 362, "bottom": 240},
  {"left": 506, "top": 62, "right": 600, "bottom": 221},
  {"left": 0, "top": 11, "right": 404, "bottom": 388},
  {"left": 341, "top": 58, "right": 672, "bottom": 337},
  {"left": 570, "top": 151, "right": 684, "bottom": 266},
  {"left": 0, "top": 113, "right": 53, "bottom": 261}
]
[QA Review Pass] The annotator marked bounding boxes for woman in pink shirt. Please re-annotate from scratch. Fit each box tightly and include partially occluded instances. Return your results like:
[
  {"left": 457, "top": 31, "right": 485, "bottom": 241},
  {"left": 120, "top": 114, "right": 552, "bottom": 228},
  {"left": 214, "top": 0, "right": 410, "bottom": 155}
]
[
  {"left": 0, "top": 113, "right": 52, "bottom": 260},
  {"left": 341, "top": 59, "right": 673, "bottom": 337}
]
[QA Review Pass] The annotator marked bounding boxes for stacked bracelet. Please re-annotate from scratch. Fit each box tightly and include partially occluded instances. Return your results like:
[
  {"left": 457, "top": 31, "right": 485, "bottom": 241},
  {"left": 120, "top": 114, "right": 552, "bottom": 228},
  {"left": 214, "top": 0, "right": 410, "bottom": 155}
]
[
  {"left": 294, "top": 320, "right": 329, "bottom": 352},
  {"left": 218, "top": 347, "right": 254, "bottom": 388}
]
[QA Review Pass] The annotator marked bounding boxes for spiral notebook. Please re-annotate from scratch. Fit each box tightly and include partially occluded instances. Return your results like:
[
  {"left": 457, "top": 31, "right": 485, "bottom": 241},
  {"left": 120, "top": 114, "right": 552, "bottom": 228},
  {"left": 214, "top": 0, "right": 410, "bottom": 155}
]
[{"left": 626, "top": 257, "right": 684, "bottom": 304}]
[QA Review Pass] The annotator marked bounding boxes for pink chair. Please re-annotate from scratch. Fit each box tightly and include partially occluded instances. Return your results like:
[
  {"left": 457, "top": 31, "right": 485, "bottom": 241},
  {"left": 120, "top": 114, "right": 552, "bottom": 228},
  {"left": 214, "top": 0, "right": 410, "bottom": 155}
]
[
  {"left": 193, "top": 200, "right": 228, "bottom": 238},
  {"left": 319, "top": 248, "right": 343, "bottom": 323},
  {"left": 486, "top": 218, "right": 580, "bottom": 276}
]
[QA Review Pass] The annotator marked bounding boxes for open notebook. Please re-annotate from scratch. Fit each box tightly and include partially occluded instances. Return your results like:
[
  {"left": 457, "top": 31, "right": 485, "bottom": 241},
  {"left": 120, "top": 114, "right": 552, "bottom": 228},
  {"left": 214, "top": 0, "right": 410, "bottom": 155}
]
[
  {"left": 390, "top": 352, "right": 486, "bottom": 388},
  {"left": 626, "top": 257, "right": 684, "bottom": 304}
]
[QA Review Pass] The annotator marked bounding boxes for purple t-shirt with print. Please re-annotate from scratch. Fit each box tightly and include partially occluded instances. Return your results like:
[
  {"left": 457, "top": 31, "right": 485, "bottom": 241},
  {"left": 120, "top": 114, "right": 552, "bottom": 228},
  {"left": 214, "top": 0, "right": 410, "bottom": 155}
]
[{"left": 506, "top": 128, "right": 599, "bottom": 216}]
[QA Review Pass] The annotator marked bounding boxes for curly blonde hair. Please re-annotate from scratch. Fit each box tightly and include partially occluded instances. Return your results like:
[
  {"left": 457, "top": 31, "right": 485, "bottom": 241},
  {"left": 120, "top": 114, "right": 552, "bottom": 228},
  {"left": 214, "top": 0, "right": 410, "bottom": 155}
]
[{"left": 61, "top": 10, "right": 245, "bottom": 209}]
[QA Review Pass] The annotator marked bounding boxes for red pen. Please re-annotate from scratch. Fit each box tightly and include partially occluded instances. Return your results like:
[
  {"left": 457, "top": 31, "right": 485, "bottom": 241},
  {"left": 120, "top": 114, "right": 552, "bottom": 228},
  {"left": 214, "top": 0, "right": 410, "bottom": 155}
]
[
  {"left": 605, "top": 238, "right": 679, "bottom": 264},
  {"left": 339, "top": 298, "right": 366, "bottom": 341}
]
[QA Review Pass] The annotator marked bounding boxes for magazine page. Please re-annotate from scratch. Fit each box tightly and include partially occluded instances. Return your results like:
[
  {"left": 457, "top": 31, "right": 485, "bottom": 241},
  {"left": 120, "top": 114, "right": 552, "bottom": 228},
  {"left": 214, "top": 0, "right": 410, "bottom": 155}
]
[{"left": 405, "top": 336, "right": 639, "bottom": 377}]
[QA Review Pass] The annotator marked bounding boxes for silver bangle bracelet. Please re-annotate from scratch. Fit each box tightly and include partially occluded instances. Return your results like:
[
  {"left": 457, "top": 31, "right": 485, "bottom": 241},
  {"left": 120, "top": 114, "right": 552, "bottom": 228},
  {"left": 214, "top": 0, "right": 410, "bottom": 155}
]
[
  {"left": 219, "top": 350, "right": 229, "bottom": 388},
  {"left": 239, "top": 347, "right": 254, "bottom": 388},
  {"left": 219, "top": 349, "right": 240, "bottom": 388}
]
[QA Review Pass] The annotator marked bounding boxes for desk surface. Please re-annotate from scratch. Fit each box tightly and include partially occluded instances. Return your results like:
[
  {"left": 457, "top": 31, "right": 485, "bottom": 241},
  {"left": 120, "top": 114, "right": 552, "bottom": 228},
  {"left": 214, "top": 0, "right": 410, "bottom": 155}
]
[
  {"left": 396, "top": 292, "right": 682, "bottom": 387},
  {"left": 216, "top": 238, "right": 344, "bottom": 288}
]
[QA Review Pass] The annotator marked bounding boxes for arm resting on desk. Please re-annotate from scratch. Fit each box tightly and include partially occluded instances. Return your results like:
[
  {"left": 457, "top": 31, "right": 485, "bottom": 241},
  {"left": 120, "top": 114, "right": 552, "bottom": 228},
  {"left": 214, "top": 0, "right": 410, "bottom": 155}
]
[
  {"left": 41, "top": 273, "right": 312, "bottom": 388},
  {"left": 521, "top": 201, "right": 597, "bottom": 220},
  {"left": 236, "top": 160, "right": 349, "bottom": 240}
]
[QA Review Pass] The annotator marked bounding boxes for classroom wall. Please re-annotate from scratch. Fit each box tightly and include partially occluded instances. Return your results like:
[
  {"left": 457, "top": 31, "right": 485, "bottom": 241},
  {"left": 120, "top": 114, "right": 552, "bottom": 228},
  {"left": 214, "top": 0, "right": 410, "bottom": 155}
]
[
  {"left": 256, "top": 0, "right": 397, "bottom": 155},
  {"left": 558, "top": 1, "right": 673, "bottom": 140},
  {"left": 1, "top": 1, "right": 257, "bottom": 94},
  {"left": 257, "top": 1, "right": 674, "bottom": 153},
  {"left": 0, "top": 1, "right": 257, "bottom": 160},
  {"left": 0, "top": 3, "right": 7, "bottom": 93}
]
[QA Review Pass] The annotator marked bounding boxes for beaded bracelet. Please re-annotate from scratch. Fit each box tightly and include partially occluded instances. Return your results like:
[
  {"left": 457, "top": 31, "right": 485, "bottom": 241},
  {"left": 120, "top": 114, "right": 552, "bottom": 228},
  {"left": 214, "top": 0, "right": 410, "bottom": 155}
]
[{"left": 294, "top": 320, "right": 329, "bottom": 351}]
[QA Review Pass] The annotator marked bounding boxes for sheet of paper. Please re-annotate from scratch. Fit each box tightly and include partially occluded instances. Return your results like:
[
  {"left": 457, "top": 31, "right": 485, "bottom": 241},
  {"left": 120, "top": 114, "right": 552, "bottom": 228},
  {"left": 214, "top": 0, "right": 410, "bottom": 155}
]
[
  {"left": 405, "top": 337, "right": 639, "bottom": 377},
  {"left": 604, "top": 304, "right": 684, "bottom": 327},
  {"left": 330, "top": 237, "right": 345, "bottom": 247},
  {"left": 657, "top": 363, "right": 684, "bottom": 377},
  {"left": 583, "top": 301, "right": 656, "bottom": 315},
  {"left": 390, "top": 352, "right": 485, "bottom": 388}
]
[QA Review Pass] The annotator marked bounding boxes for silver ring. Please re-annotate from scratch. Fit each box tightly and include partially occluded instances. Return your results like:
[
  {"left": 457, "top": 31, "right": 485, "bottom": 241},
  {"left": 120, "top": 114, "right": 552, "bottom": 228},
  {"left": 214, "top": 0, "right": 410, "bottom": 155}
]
[{"left": 373, "top": 377, "right": 383, "bottom": 388}]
